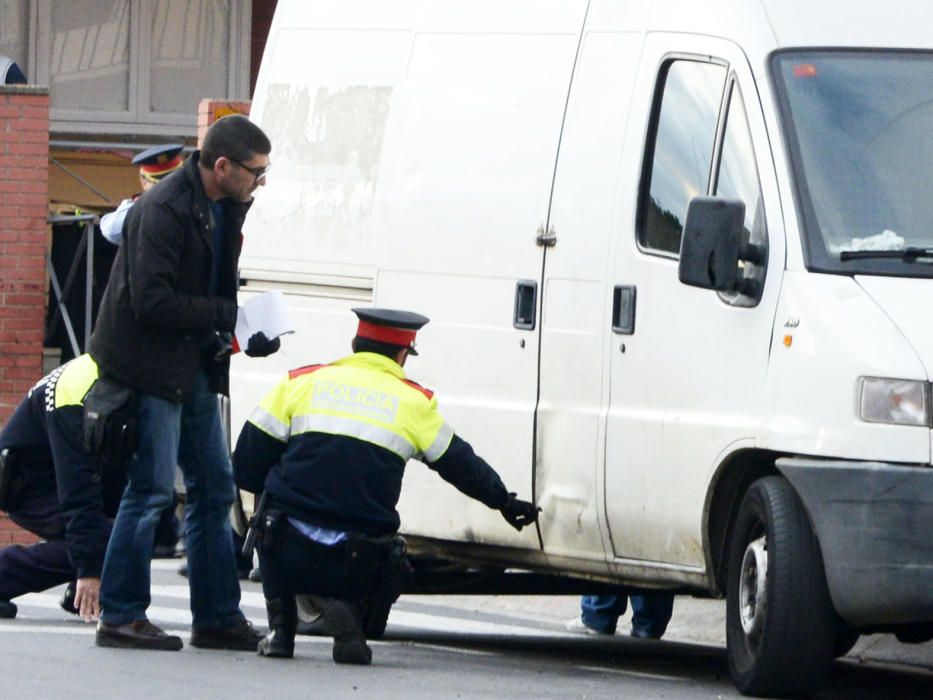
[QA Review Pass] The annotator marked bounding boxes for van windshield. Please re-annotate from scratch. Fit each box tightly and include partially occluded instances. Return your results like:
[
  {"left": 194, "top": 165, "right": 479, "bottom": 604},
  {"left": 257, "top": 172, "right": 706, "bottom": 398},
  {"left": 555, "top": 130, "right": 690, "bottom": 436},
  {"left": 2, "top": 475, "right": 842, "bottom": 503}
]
[{"left": 772, "top": 50, "right": 933, "bottom": 277}]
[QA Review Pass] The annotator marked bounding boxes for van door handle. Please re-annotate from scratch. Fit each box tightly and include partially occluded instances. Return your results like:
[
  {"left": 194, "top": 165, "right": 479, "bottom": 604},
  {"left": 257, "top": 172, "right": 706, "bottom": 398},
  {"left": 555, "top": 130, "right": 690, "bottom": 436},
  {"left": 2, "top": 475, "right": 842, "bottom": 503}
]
[
  {"left": 612, "top": 285, "right": 636, "bottom": 334},
  {"left": 513, "top": 280, "right": 538, "bottom": 330}
]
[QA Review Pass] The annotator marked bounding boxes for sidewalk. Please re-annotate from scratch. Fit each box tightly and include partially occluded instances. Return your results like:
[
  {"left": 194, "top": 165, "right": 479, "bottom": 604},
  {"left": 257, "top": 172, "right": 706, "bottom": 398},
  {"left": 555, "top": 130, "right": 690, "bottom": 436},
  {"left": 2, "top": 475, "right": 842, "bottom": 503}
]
[{"left": 406, "top": 593, "right": 933, "bottom": 674}]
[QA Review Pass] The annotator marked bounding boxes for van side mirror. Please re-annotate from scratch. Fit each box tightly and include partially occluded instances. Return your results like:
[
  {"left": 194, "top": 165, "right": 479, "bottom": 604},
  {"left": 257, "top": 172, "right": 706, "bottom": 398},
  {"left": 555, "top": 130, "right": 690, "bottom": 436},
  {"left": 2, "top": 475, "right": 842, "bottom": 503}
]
[{"left": 678, "top": 197, "right": 746, "bottom": 291}]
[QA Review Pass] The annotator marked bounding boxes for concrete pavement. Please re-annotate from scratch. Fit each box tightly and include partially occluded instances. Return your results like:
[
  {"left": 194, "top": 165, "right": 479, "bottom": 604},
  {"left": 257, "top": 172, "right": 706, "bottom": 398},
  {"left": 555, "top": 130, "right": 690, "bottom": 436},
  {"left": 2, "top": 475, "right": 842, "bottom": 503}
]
[{"left": 405, "top": 593, "right": 933, "bottom": 674}]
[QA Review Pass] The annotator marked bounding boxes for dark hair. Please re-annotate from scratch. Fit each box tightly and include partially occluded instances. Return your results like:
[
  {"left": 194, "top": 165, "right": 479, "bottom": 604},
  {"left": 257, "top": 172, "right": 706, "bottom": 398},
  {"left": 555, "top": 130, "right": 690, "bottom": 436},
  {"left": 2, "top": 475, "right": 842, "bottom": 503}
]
[
  {"left": 200, "top": 114, "right": 271, "bottom": 168},
  {"left": 351, "top": 336, "right": 406, "bottom": 359}
]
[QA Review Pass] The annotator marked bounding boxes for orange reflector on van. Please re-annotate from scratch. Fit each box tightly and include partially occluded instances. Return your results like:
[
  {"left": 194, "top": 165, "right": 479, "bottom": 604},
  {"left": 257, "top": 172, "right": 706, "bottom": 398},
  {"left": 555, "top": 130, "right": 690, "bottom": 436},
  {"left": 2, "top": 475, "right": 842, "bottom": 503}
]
[
  {"left": 792, "top": 64, "right": 817, "bottom": 78},
  {"left": 783, "top": 335, "right": 793, "bottom": 347}
]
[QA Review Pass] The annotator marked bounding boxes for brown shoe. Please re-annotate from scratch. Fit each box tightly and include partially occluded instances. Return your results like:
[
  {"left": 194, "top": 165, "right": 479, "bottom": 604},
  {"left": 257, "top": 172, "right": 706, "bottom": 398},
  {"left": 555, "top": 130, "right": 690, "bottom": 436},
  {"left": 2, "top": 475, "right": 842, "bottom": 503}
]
[
  {"left": 190, "top": 617, "right": 263, "bottom": 651},
  {"left": 96, "top": 619, "right": 183, "bottom": 651}
]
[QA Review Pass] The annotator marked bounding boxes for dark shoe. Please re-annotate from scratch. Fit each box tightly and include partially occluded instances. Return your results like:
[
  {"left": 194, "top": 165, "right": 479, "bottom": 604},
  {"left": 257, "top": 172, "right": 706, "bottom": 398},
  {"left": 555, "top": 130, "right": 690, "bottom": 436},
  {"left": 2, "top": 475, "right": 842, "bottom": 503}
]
[
  {"left": 0, "top": 599, "right": 17, "bottom": 619},
  {"left": 59, "top": 581, "right": 78, "bottom": 616},
  {"left": 630, "top": 626, "right": 663, "bottom": 640},
  {"left": 177, "top": 561, "right": 188, "bottom": 578},
  {"left": 191, "top": 617, "right": 263, "bottom": 651},
  {"left": 96, "top": 619, "right": 183, "bottom": 651},
  {"left": 257, "top": 598, "right": 296, "bottom": 658},
  {"left": 323, "top": 599, "right": 372, "bottom": 665},
  {"left": 248, "top": 566, "right": 262, "bottom": 583}
]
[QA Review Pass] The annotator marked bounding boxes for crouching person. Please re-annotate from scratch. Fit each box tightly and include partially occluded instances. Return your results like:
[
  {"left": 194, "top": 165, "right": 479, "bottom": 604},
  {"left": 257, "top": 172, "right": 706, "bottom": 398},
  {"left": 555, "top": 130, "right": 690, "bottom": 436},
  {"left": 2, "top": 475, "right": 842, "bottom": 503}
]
[
  {"left": 0, "top": 354, "right": 132, "bottom": 621},
  {"left": 233, "top": 308, "right": 539, "bottom": 665}
]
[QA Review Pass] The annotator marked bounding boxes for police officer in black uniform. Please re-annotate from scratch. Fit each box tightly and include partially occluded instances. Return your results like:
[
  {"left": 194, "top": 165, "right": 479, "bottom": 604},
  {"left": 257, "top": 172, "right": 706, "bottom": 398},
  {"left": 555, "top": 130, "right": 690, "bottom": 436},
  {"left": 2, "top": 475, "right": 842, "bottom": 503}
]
[
  {"left": 0, "top": 355, "right": 127, "bottom": 621},
  {"left": 234, "top": 308, "right": 539, "bottom": 665}
]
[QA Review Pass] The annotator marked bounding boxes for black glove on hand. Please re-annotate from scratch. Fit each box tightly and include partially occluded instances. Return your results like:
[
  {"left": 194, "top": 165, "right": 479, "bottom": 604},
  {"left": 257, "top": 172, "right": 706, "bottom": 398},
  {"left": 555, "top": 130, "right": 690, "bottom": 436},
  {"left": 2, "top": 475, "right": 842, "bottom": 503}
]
[
  {"left": 245, "top": 331, "right": 281, "bottom": 358},
  {"left": 499, "top": 492, "right": 540, "bottom": 531},
  {"left": 204, "top": 331, "right": 234, "bottom": 361}
]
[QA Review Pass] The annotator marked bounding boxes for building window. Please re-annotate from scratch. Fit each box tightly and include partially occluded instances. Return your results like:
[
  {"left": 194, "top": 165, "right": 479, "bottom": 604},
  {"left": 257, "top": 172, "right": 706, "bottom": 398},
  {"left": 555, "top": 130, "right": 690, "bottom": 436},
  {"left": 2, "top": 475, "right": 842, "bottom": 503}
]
[{"left": 33, "top": 0, "right": 250, "bottom": 136}]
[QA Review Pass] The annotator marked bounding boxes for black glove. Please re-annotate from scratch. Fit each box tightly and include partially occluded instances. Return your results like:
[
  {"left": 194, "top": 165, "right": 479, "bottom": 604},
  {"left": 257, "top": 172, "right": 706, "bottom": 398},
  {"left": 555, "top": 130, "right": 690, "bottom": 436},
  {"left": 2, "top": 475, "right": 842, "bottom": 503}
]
[
  {"left": 203, "top": 331, "right": 234, "bottom": 362},
  {"left": 499, "top": 492, "right": 539, "bottom": 531},
  {"left": 245, "top": 331, "right": 281, "bottom": 358}
]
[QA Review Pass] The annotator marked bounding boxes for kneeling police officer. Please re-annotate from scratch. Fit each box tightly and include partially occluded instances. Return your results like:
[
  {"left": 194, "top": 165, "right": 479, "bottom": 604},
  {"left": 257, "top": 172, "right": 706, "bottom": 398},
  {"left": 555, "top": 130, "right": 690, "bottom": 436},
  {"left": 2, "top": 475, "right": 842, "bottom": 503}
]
[
  {"left": 233, "top": 308, "right": 539, "bottom": 665},
  {"left": 0, "top": 354, "right": 131, "bottom": 621}
]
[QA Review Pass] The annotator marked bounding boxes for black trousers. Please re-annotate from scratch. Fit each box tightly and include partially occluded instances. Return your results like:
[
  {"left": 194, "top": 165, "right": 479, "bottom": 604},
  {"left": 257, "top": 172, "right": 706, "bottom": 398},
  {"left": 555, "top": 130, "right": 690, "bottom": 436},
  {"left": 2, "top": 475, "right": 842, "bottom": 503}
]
[
  {"left": 0, "top": 483, "right": 75, "bottom": 601},
  {"left": 258, "top": 519, "right": 391, "bottom": 602}
]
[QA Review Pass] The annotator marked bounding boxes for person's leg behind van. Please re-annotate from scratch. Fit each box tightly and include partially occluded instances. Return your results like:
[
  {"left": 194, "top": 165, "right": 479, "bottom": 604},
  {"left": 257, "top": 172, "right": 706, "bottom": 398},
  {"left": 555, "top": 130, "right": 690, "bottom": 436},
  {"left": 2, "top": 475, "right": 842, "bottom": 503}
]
[
  {"left": 578, "top": 594, "right": 627, "bottom": 634},
  {"left": 629, "top": 591, "right": 675, "bottom": 639}
]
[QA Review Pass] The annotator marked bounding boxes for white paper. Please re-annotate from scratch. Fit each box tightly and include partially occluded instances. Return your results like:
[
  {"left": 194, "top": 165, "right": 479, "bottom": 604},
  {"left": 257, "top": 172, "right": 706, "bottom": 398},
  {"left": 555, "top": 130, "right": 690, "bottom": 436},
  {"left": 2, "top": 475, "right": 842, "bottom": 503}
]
[{"left": 235, "top": 291, "right": 295, "bottom": 351}]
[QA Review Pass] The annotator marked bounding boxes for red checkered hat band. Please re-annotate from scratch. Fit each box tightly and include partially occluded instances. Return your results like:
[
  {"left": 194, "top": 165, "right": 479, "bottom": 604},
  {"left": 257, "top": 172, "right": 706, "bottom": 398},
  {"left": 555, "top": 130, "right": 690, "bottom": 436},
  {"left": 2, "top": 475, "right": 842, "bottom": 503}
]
[{"left": 357, "top": 320, "right": 416, "bottom": 346}]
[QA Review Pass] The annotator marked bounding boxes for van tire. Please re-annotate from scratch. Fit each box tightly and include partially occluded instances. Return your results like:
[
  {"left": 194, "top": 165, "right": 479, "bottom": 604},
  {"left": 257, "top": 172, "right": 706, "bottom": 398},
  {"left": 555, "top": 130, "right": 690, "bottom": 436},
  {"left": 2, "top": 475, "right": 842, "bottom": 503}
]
[{"left": 726, "top": 476, "right": 835, "bottom": 697}]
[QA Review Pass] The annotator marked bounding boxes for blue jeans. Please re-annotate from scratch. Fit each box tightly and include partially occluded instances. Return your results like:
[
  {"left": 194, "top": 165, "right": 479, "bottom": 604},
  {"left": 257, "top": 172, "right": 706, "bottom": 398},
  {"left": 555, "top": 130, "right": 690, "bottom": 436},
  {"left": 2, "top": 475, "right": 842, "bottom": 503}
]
[
  {"left": 581, "top": 591, "right": 674, "bottom": 638},
  {"left": 100, "top": 372, "right": 244, "bottom": 629}
]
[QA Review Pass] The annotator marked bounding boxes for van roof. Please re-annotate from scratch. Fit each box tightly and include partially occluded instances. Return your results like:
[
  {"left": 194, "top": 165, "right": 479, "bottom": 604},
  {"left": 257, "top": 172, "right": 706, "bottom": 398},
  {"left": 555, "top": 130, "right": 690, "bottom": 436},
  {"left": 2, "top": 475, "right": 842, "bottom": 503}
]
[{"left": 640, "top": 0, "right": 933, "bottom": 54}]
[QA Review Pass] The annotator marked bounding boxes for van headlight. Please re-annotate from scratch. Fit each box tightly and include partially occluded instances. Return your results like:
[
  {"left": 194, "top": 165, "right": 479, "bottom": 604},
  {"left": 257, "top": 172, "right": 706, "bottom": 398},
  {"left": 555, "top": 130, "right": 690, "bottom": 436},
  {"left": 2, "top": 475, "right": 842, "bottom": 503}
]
[{"left": 858, "top": 377, "right": 930, "bottom": 427}]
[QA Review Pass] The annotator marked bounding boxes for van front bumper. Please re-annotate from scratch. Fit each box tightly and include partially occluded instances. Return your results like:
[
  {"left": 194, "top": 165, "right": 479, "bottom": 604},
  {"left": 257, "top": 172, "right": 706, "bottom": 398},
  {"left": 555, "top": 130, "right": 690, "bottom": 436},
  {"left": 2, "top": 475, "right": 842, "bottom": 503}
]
[{"left": 776, "top": 457, "right": 933, "bottom": 627}]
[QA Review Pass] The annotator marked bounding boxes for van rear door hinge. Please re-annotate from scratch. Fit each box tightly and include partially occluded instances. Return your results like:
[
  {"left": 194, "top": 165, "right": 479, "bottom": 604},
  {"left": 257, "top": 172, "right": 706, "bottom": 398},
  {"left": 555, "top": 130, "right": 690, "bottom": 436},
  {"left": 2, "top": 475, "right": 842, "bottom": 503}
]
[{"left": 536, "top": 224, "right": 557, "bottom": 247}]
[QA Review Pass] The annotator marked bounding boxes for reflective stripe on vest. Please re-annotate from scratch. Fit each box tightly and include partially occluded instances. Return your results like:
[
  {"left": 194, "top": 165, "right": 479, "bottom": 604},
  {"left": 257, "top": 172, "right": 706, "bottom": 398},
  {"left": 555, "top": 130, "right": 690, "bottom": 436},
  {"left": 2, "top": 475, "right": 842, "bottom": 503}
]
[
  {"left": 248, "top": 404, "right": 289, "bottom": 442},
  {"left": 291, "top": 413, "right": 417, "bottom": 461}
]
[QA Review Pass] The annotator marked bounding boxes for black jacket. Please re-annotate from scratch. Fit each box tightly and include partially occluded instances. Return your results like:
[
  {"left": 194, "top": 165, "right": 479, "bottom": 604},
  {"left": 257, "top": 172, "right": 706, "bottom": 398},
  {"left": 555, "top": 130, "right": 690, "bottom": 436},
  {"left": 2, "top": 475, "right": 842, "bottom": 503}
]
[
  {"left": 0, "top": 357, "right": 125, "bottom": 579},
  {"left": 89, "top": 153, "right": 251, "bottom": 402}
]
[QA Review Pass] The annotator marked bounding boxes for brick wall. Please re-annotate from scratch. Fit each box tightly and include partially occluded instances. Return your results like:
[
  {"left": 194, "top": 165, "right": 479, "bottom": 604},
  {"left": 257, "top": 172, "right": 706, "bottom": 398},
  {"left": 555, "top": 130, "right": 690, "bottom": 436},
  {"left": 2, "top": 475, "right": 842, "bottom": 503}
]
[
  {"left": 197, "top": 99, "right": 251, "bottom": 146},
  {"left": 0, "top": 85, "right": 50, "bottom": 545}
]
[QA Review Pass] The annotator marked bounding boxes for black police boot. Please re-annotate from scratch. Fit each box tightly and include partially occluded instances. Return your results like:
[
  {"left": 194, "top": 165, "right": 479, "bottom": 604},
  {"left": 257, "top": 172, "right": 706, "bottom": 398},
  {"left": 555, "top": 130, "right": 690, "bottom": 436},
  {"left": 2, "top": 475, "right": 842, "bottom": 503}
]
[
  {"left": 323, "top": 598, "right": 372, "bottom": 665},
  {"left": 257, "top": 597, "right": 297, "bottom": 658},
  {"left": 0, "top": 599, "right": 17, "bottom": 619},
  {"left": 59, "top": 581, "right": 78, "bottom": 615}
]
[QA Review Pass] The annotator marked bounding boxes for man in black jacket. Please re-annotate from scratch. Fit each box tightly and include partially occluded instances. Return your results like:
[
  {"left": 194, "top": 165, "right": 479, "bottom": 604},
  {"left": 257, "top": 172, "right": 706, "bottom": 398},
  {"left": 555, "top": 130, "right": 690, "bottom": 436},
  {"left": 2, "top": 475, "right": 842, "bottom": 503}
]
[
  {"left": 0, "top": 355, "right": 124, "bottom": 621},
  {"left": 89, "top": 115, "right": 274, "bottom": 651}
]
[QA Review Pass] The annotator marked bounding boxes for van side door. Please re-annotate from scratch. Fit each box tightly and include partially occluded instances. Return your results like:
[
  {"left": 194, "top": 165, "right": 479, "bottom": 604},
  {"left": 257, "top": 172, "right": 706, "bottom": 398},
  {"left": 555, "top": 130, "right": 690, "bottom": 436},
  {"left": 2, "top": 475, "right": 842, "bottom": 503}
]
[{"left": 603, "top": 35, "right": 785, "bottom": 576}]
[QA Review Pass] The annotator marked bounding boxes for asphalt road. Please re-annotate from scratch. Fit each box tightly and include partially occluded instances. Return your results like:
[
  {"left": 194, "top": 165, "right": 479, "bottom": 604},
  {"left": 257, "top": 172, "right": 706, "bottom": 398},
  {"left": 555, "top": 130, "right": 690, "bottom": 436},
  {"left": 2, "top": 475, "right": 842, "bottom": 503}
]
[{"left": 1, "top": 560, "right": 931, "bottom": 699}]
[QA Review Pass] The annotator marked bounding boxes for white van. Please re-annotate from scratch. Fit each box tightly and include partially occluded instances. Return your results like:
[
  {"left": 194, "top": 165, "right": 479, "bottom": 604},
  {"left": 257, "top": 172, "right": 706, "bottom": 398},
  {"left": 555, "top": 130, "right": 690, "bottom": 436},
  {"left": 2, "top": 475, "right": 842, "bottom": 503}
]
[{"left": 231, "top": 0, "right": 933, "bottom": 695}]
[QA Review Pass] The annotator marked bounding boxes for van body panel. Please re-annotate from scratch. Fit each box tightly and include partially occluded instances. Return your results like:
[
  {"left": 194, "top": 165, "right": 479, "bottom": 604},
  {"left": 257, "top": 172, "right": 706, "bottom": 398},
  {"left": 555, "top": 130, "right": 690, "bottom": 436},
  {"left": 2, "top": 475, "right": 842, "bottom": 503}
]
[
  {"left": 369, "top": 11, "right": 586, "bottom": 548},
  {"left": 759, "top": 0, "right": 933, "bottom": 49},
  {"left": 765, "top": 272, "right": 930, "bottom": 463},
  {"left": 534, "top": 25, "right": 645, "bottom": 565},
  {"left": 778, "top": 457, "right": 933, "bottom": 626},
  {"left": 603, "top": 32, "right": 786, "bottom": 568},
  {"left": 234, "top": 3, "right": 933, "bottom": 660},
  {"left": 855, "top": 275, "right": 933, "bottom": 378}
]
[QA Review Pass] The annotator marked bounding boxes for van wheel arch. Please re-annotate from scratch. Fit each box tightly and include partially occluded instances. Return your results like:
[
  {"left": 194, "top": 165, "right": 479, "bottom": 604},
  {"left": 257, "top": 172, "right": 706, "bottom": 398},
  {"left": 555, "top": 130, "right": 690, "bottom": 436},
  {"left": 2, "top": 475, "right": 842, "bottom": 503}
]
[{"left": 705, "top": 449, "right": 779, "bottom": 594}]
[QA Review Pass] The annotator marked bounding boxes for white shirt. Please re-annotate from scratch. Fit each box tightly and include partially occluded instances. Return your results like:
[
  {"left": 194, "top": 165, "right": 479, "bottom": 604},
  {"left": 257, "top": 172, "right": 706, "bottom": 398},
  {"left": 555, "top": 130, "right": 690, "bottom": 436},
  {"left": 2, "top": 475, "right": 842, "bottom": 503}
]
[{"left": 99, "top": 198, "right": 135, "bottom": 245}]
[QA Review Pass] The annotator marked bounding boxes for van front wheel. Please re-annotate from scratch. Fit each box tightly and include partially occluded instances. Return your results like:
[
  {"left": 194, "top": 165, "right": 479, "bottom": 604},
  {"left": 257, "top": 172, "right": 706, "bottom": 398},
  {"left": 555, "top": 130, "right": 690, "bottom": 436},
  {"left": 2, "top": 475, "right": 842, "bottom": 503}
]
[{"left": 726, "top": 477, "right": 836, "bottom": 697}]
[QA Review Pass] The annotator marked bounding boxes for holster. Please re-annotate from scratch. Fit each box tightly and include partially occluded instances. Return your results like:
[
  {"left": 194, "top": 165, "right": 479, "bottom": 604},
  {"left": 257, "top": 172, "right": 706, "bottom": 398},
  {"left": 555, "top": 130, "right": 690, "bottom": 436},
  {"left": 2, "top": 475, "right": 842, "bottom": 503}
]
[
  {"left": 343, "top": 532, "right": 406, "bottom": 581},
  {"left": 0, "top": 448, "right": 21, "bottom": 511},
  {"left": 82, "top": 377, "right": 138, "bottom": 468},
  {"left": 260, "top": 507, "right": 286, "bottom": 554}
]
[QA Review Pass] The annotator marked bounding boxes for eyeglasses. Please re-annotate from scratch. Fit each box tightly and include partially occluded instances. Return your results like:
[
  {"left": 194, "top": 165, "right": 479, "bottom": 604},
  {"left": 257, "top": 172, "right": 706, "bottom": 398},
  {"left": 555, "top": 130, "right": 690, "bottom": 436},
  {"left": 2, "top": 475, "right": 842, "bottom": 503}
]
[{"left": 226, "top": 156, "right": 270, "bottom": 182}]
